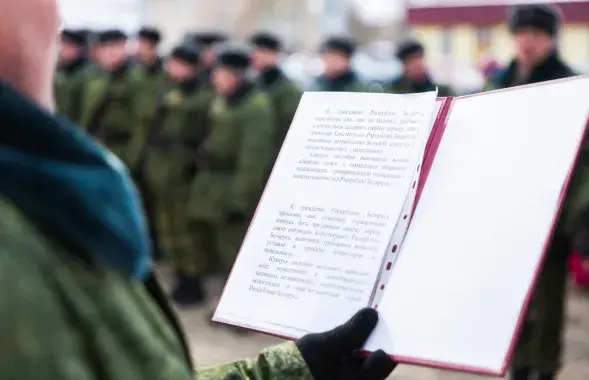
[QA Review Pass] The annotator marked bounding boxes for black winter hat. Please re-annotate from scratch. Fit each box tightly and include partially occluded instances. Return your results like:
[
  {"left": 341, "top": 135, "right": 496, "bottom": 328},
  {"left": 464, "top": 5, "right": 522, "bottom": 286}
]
[
  {"left": 215, "top": 44, "right": 251, "bottom": 70},
  {"left": 61, "top": 29, "right": 87, "bottom": 46},
  {"left": 139, "top": 27, "right": 161, "bottom": 44},
  {"left": 170, "top": 44, "right": 200, "bottom": 65},
  {"left": 321, "top": 36, "right": 357, "bottom": 57},
  {"left": 192, "top": 32, "right": 228, "bottom": 48},
  {"left": 250, "top": 32, "right": 282, "bottom": 51},
  {"left": 508, "top": 4, "right": 562, "bottom": 37},
  {"left": 396, "top": 39, "right": 425, "bottom": 61},
  {"left": 97, "top": 29, "right": 127, "bottom": 44}
]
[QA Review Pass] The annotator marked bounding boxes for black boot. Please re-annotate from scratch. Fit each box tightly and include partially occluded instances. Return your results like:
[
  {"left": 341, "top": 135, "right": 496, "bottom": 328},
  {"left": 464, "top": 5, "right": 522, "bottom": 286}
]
[
  {"left": 172, "top": 274, "right": 206, "bottom": 307},
  {"left": 538, "top": 372, "right": 555, "bottom": 380},
  {"left": 510, "top": 367, "right": 531, "bottom": 380}
]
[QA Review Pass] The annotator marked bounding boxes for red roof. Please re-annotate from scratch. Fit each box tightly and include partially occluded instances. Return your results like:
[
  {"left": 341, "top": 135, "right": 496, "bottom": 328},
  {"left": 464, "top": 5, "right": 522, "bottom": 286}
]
[{"left": 407, "top": 3, "right": 589, "bottom": 25}]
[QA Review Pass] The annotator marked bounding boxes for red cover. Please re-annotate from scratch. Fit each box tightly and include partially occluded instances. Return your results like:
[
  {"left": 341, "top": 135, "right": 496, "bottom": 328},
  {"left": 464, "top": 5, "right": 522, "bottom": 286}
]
[{"left": 569, "top": 252, "right": 589, "bottom": 287}]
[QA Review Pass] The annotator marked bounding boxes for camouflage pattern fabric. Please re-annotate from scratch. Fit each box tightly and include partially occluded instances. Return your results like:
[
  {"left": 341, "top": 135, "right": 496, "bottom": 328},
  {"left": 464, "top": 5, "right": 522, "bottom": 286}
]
[
  {"left": 0, "top": 195, "right": 314, "bottom": 380},
  {"left": 54, "top": 60, "right": 93, "bottom": 125},
  {"left": 312, "top": 71, "right": 369, "bottom": 92},
  {"left": 78, "top": 63, "right": 147, "bottom": 171},
  {"left": 388, "top": 75, "right": 455, "bottom": 97}
]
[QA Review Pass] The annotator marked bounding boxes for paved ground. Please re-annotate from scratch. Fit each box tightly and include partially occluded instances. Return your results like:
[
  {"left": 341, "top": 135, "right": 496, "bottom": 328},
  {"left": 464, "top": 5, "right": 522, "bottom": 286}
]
[{"left": 161, "top": 267, "right": 589, "bottom": 379}]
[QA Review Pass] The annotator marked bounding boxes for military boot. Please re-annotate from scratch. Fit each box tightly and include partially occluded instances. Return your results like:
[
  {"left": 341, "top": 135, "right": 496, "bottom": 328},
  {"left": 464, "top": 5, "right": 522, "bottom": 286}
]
[
  {"left": 171, "top": 272, "right": 206, "bottom": 307},
  {"left": 509, "top": 367, "right": 531, "bottom": 380}
]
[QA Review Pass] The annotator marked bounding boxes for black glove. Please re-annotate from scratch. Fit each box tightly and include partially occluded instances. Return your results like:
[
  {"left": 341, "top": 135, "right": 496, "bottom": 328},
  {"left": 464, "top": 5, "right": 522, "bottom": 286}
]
[
  {"left": 296, "top": 308, "right": 397, "bottom": 380},
  {"left": 226, "top": 211, "right": 248, "bottom": 224}
]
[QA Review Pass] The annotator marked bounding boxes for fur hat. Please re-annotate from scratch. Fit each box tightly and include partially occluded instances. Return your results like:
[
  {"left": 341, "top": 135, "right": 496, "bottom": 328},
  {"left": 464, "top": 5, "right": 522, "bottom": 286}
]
[
  {"left": 139, "top": 27, "right": 161, "bottom": 44},
  {"left": 509, "top": 4, "right": 562, "bottom": 37},
  {"left": 250, "top": 32, "right": 281, "bottom": 51},
  {"left": 396, "top": 39, "right": 425, "bottom": 61},
  {"left": 321, "top": 36, "right": 357, "bottom": 57}
]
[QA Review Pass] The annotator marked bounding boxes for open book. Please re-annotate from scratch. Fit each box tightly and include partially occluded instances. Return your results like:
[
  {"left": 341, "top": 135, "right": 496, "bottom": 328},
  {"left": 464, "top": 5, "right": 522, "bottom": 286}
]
[{"left": 214, "top": 76, "right": 589, "bottom": 376}]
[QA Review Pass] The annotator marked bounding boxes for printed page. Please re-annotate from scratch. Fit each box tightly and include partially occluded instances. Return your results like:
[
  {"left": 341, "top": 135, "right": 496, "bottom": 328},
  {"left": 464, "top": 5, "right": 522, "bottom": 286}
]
[
  {"left": 365, "top": 77, "right": 589, "bottom": 374},
  {"left": 215, "top": 90, "right": 439, "bottom": 336}
]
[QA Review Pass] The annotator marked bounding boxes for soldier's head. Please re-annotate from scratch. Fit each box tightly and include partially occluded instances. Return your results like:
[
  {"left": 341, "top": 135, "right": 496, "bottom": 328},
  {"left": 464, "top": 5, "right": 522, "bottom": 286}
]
[
  {"left": 166, "top": 44, "right": 200, "bottom": 82},
  {"left": 250, "top": 32, "right": 282, "bottom": 71},
  {"left": 320, "top": 36, "right": 356, "bottom": 78},
  {"left": 509, "top": 4, "right": 561, "bottom": 68},
  {"left": 396, "top": 39, "right": 427, "bottom": 81},
  {"left": 192, "top": 32, "right": 228, "bottom": 68},
  {"left": 0, "top": 0, "right": 61, "bottom": 109},
  {"left": 95, "top": 29, "right": 128, "bottom": 71},
  {"left": 137, "top": 26, "right": 161, "bottom": 65},
  {"left": 212, "top": 44, "right": 251, "bottom": 95},
  {"left": 59, "top": 29, "right": 87, "bottom": 65}
]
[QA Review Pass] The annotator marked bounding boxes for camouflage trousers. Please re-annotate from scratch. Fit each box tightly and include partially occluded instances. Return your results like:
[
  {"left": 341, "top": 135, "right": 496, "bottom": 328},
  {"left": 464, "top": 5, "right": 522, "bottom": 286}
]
[
  {"left": 512, "top": 236, "right": 570, "bottom": 375},
  {"left": 190, "top": 220, "right": 249, "bottom": 275},
  {"left": 155, "top": 188, "right": 206, "bottom": 276}
]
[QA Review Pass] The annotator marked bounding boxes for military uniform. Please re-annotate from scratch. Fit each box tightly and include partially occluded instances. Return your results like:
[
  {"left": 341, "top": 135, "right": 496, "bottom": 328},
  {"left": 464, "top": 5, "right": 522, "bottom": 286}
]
[
  {"left": 389, "top": 39, "right": 455, "bottom": 97},
  {"left": 250, "top": 32, "right": 302, "bottom": 172},
  {"left": 135, "top": 27, "right": 166, "bottom": 262},
  {"left": 143, "top": 45, "right": 215, "bottom": 305},
  {"left": 485, "top": 5, "right": 583, "bottom": 380},
  {"left": 189, "top": 46, "right": 274, "bottom": 276},
  {"left": 189, "top": 32, "right": 228, "bottom": 89},
  {"left": 54, "top": 29, "right": 91, "bottom": 124},
  {"left": 79, "top": 30, "right": 146, "bottom": 173},
  {"left": 314, "top": 36, "right": 369, "bottom": 92}
]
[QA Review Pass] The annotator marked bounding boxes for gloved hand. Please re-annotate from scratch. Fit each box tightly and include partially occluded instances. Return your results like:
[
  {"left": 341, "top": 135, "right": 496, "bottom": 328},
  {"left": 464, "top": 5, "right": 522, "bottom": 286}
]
[{"left": 296, "top": 308, "right": 396, "bottom": 380}]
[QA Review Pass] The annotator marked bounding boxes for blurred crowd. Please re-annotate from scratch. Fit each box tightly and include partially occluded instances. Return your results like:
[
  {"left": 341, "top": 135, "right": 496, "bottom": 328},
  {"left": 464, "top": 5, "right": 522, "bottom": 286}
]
[{"left": 54, "top": 3, "right": 583, "bottom": 380}]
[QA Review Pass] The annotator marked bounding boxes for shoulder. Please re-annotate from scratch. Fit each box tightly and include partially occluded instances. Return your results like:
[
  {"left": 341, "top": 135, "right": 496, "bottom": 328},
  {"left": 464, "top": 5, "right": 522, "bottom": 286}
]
[{"left": 245, "top": 89, "right": 272, "bottom": 111}]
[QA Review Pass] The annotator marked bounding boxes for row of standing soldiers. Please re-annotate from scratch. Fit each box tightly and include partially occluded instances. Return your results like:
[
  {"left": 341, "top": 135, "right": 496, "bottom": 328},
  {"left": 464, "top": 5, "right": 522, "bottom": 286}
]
[
  {"left": 54, "top": 28, "right": 455, "bottom": 308},
  {"left": 55, "top": 4, "right": 580, "bottom": 379}
]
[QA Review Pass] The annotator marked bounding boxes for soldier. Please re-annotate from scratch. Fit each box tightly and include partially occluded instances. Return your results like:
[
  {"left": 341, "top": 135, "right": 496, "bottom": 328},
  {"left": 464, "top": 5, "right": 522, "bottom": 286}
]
[
  {"left": 250, "top": 31, "right": 302, "bottom": 173},
  {"left": 135, "top": 26, "right": 165, "bottom": 261},
  {"left": 484, "top": 5, "right": 580, "bottom": 380},
  {"left": 189, "top": 44, "right": 274, "bottom": 298},
  {"left": 314, "top": 36, "right": 368, "bottom": 92},
  {"left": 54, "top": 29, "right": 90, "bottom": 124},
  {"left": 0, "top": 2, "right": 397, "bottom": 378},
  {"left": 191, "top": 32, "right": 228, "bottom": 87},
  {"left": 79, "top": 29, "right": 146, "bottom": 173},
  {"left": 136, "top": 26, "right": 163, "bottom": 76},
  {"left": 143, "top": 43, "right": 215, "bottom": 305},
  {"left": 389, "top": 39, "right": 454, "bottom": 96}
]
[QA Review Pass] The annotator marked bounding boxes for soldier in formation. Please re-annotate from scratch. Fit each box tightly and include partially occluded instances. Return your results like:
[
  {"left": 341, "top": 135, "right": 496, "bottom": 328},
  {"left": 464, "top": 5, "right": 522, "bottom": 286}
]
[
  {"left": 390, "top": 39, "right": 454, "bottom": 96},
  {"left": 314, "top": 36, "right": 368, "bottom": 92},
  {"left": 78, "top": 29, "right": 146, "bottom": 173},
  {"left": 143, "top": 43, "right": 215, "bottom": 305},
  {"left": 250, "top": 32, "right": 302, "bottom": 173},
  {"left": 189, "top": 44, "right": 274, "bottom": 307},
  {"left": 484, "top": 5, "right": 581, "bottom": 380},
  {"left": 54, "top": 29, "right": 91, "bottom": 124}
]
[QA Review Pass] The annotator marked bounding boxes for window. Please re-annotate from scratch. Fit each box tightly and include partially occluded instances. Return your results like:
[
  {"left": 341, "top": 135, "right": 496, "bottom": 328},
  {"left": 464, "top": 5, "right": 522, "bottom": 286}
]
[{"left": 476, "top": 27, "right": 493, "bottom": 48}]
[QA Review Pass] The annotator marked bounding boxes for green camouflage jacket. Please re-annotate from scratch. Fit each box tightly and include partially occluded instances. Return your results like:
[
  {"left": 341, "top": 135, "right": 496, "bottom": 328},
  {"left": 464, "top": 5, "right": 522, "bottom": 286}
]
[
  {"left": 189, "top": 83, "right": 274, "bottom": 221},
  {"left": 79, "top": 61, "right": 147, "bottom": 171},
  {"left": 313, "top": 71, "right": 369, "bottom": 92},
  {"left": 388, "top": 75, "right": 455, "bottom": 97},
  {"left": 259, "top": 68, "right": 302, "bottom": 167},
  {"left": 143, "top": 79, "right": 215, "bottom": 195},
  {"left": 54, "top": 58, "right": 93, "bottom": 125},
  {"left": 0, "top": 194, "right": 314, "bottom": 380}
]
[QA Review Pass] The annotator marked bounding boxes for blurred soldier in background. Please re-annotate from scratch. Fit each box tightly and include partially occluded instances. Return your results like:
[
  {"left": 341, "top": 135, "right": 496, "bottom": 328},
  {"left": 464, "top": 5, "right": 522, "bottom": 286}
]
[
  {"left": 189, "top": 45, "right": 274, "bottom": 309},
  {"left": 485, "top": 5, "right": 578, "bottom": 380},
  {"left": 191, "top": 32, "right": 228, "bottom": 88},
  {"left": 144, "top": 43, "right": 215, "bottom": 305},
  {"left": 79, "top": 29, "right": 146, "bottom": 173},
  {"left": 250, "top": 31, "right": 302, "bottom": 174},
  {"left": 390, "top": 39, "right": 454, "bottom": 96},
  {"left": 54, "top": 29, "right": 90, "bottom": 124},
  {"left": 314, "top": 36, "right": 367, "bottom": 92},
  {"left": 135, "top": 26, "right": 165, "bottom": 261},
  {"left": 136, "top": 26, "right": 164, "bottom": 79}
]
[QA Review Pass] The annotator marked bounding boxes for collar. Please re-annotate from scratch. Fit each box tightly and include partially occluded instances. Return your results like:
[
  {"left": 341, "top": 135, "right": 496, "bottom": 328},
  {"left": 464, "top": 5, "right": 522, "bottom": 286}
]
[
  {"left": 59, "top": 57, "right": 88, "bottom": 74},
  {"left": 259, "top": 67, "right": 283, "bottom": 88},
  {"left": 497, "top": 52, "right": 573, "bottom": 87},
  {"left": 225, "top": 80, "right": 254, "bottom": 106},
  {"left": 319, "top": 70, "right": 357, "bottom": 91},
  {"left": 179, "top": 75, "right": 201, "bottom": 94}
]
